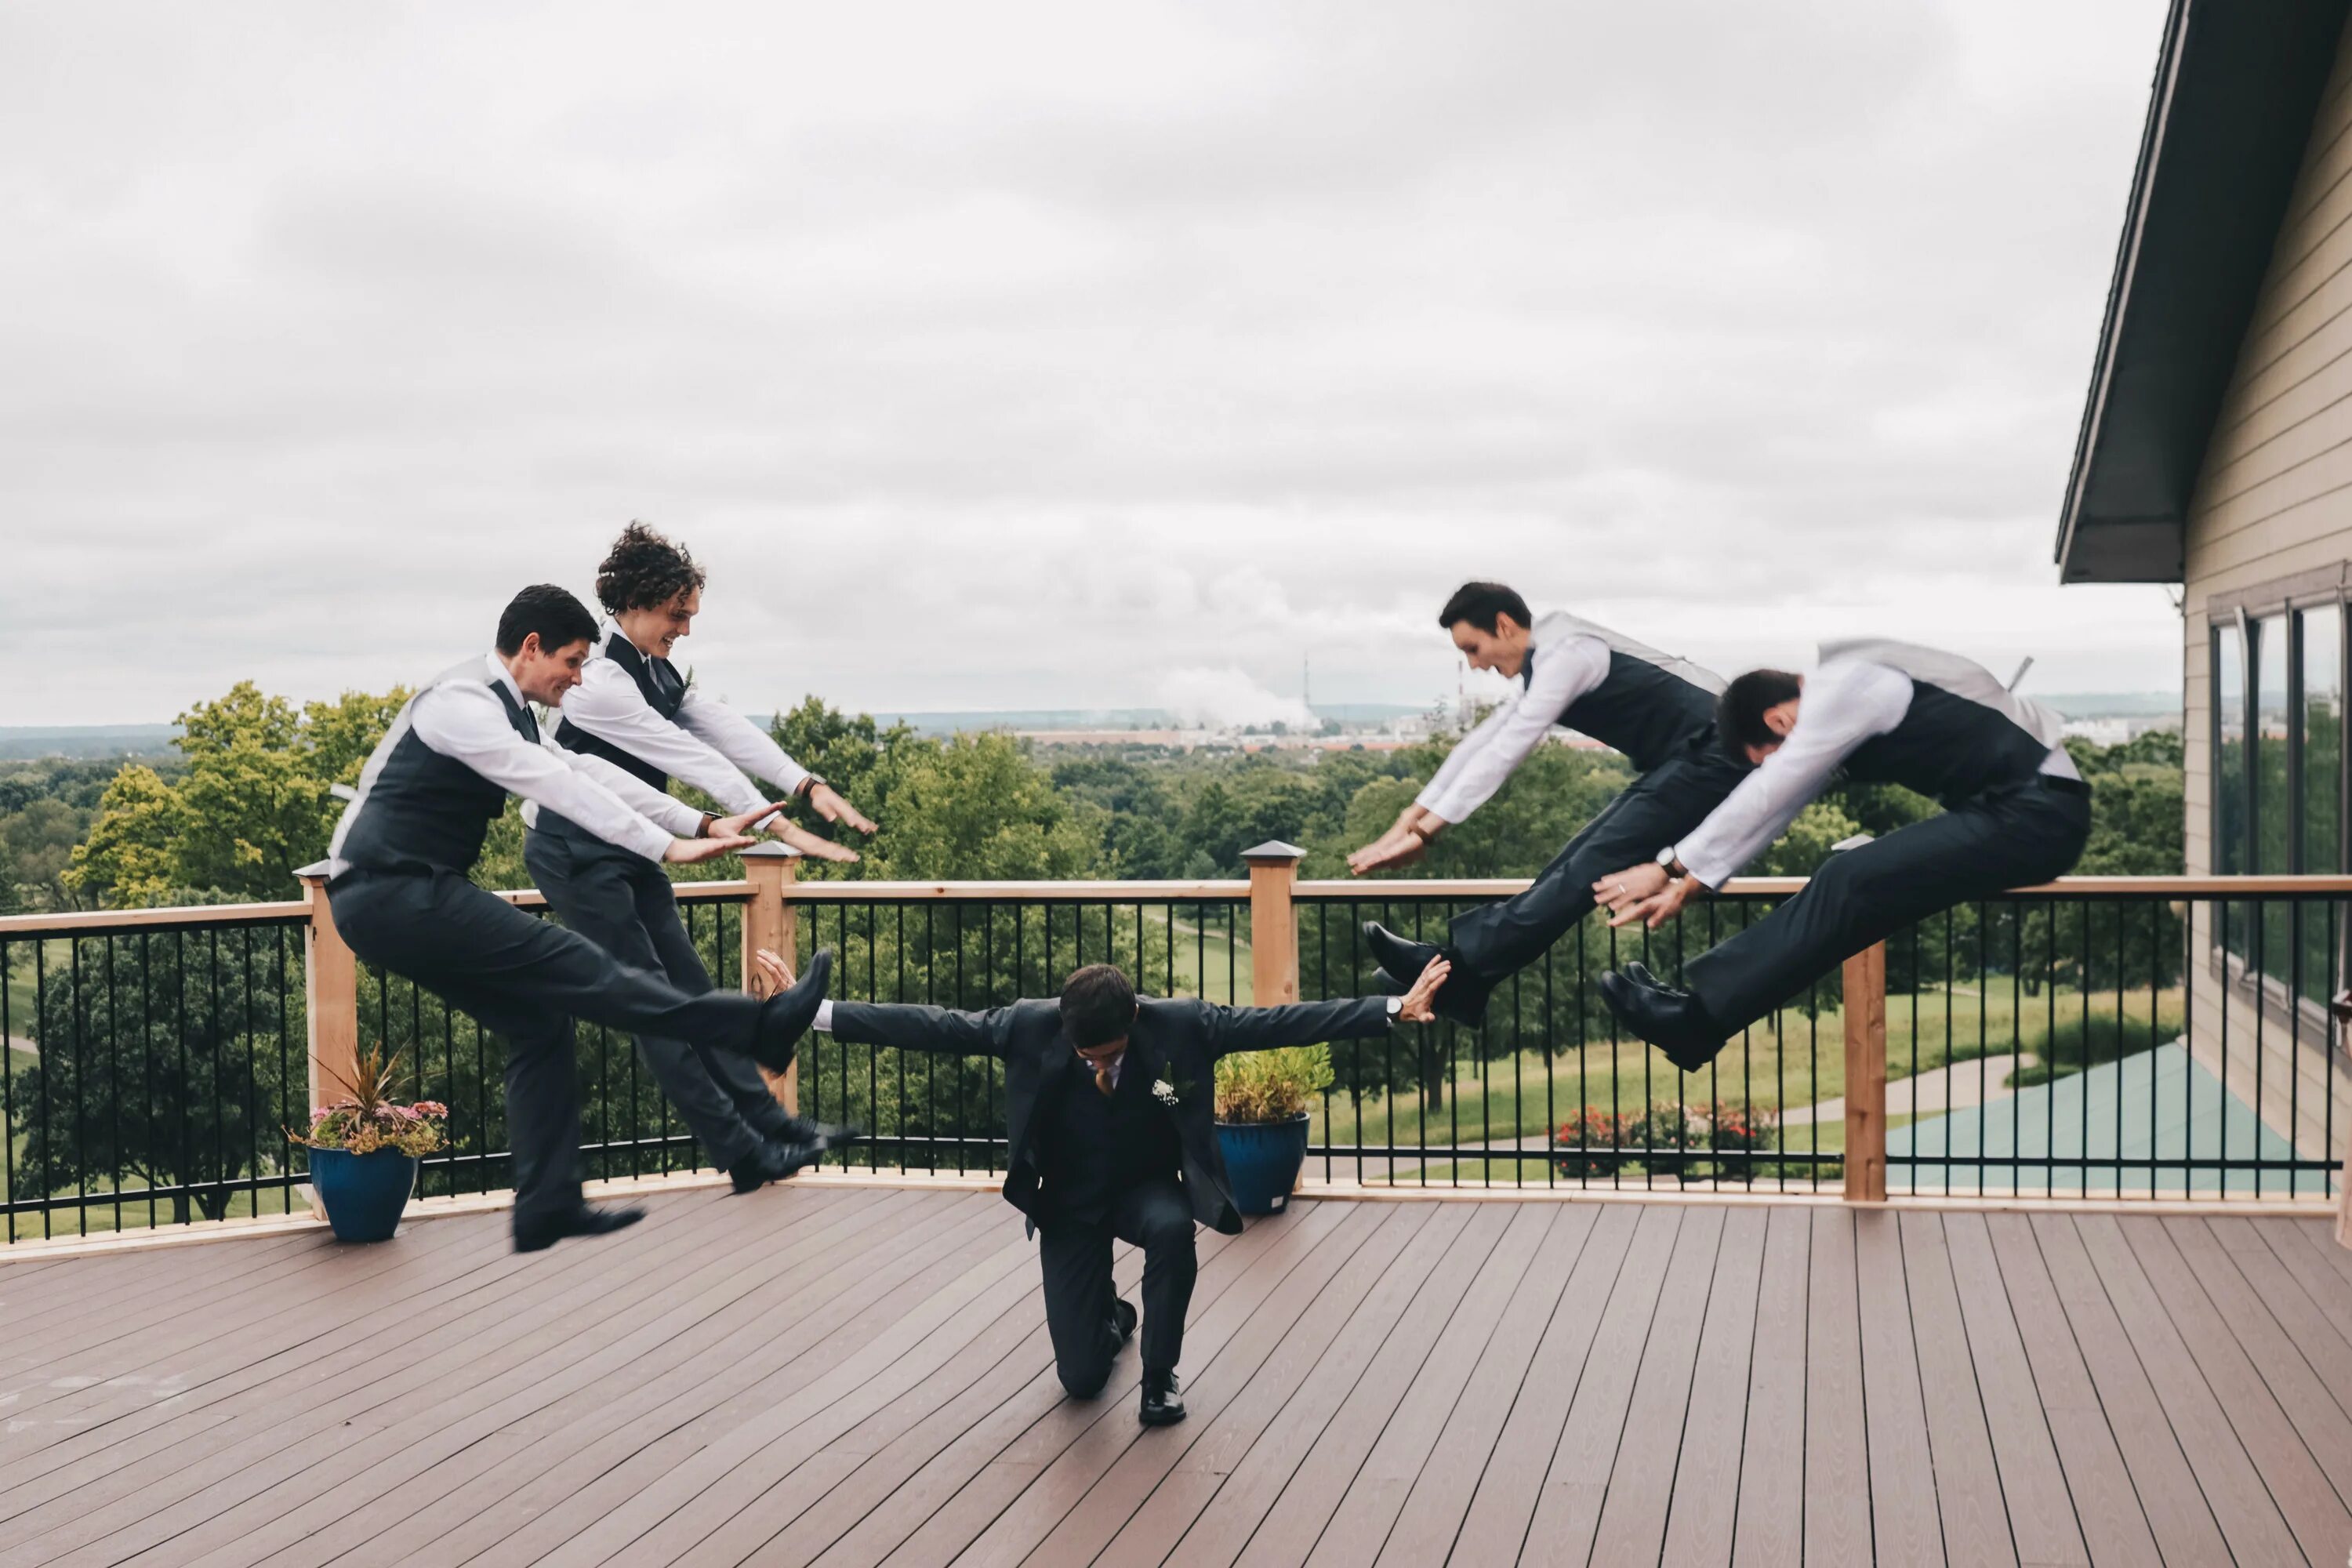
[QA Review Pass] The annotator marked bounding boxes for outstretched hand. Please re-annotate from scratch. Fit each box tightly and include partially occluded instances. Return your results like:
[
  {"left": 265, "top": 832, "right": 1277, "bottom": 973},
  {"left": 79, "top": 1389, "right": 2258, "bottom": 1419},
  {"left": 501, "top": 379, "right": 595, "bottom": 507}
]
[
  {"left": 1346, "top": 829, "right": 1425, "bottom": 876},
  {"left": 771, "top": 821, "right": 860, "bottom": 863},
  {"left": 665, "top": 833, "right": 756, "bottom": 864},
  {"left": 808, "top": 784, "right": 877, "bottom": 836},
  {"left": 1396, "top": 956, "right": 1452, "bottom": 1024},
  {"left": 711, "top": 802, "right": 796, "bottom": 839},
  {"left": 750, "top": 946, "right": 795, "bottom": 998},
  {"left": 1594, "top": 861, "right": 1700, "bottom": 930}
]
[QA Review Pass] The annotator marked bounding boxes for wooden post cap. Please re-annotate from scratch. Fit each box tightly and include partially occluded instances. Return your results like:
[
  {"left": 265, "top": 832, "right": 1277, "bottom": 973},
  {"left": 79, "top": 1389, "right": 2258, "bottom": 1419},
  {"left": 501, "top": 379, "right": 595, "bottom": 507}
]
[
  {"left": 1240, "top": 840, "right": 1306, "bottom": 865},
  {"left": 738, "top": 840, "right": 803, "bottom": 861}
]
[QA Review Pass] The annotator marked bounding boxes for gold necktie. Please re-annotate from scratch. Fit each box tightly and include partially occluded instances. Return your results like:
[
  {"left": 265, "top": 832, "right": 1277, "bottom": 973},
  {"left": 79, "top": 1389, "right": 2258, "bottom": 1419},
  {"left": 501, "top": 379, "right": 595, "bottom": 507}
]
[{"left": 1094, "top": 1058, "right": 1116, "bottom": 1097}]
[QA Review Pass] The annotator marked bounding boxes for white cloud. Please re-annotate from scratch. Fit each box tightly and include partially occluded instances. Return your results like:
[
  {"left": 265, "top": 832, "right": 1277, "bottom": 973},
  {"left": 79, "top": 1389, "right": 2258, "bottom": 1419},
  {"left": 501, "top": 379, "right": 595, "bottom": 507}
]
[{"left": 0, "top": 0, "right": 2181, "bottom": 724}]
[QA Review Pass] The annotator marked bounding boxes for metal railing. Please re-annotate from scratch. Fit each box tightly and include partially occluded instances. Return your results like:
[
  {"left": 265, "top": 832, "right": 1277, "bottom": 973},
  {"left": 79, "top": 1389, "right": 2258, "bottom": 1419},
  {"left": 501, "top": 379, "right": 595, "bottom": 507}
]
[{"left": 3, "top": 852, "right": 2347, "bottom": 1242}]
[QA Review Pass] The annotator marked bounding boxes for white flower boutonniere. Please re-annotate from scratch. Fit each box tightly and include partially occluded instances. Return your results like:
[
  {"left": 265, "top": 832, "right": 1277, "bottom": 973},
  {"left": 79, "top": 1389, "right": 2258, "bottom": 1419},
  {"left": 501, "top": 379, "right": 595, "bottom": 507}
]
[{"left": 1152, "top": 1079, "right": 1179, "bottom": 1107}]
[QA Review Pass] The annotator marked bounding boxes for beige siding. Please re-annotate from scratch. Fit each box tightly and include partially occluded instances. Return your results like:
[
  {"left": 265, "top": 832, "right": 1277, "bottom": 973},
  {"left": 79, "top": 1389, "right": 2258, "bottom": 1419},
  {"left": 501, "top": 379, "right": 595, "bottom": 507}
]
[{"left": 2179, "top": 27, "right": 2352, "bottom": 1168}]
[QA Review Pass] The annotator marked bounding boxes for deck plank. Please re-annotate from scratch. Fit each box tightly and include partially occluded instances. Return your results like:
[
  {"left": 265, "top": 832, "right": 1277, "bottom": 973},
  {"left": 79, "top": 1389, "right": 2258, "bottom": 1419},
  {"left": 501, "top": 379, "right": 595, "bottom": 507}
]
[
  {"left": 1854, "top": 1210, "right": 1942, "bottom": 1568},
  {"left": 1654, "top": 1206, "right": 1766, "bottom": 1568},
  {"left": 1730, "top": 1206, "right": 1810, "bottom": 1568},
  {"left": 1896, "top": 1214, "right": 2013, "bottom": 1568},
  {"left": 1936, "top": 1214, "right": 2087, "bottom": 1568},
  {"left": 1804, "top": 1208, "right": 1873, "bottom": 1568},
  {"left": 2111, "top": 1215, "right": 2350, "bottom": 1561},
  {"left": 2023, "top": 1213, "right": 2238, "bottom": 1567},
  {"left": 9, "top": 1194, "right": 2352, "bottom": 1568}
]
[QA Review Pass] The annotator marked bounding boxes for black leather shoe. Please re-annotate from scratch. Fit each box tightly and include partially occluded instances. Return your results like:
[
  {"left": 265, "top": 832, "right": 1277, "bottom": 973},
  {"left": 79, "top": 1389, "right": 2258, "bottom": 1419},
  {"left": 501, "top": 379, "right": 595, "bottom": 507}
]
[
  {"left": 1139, "top": 1367, "right": 1185, "bottom": 1426},
  {"left": 752, "top": 949, "right": 832, "bottom": 1072},
  {"left": 1599, "top": 968, "right": 1727, "bottom": 1074},
  {"left": 514, "top": 1203, "right": 645, "bottom": 1254},
  {"left": 1112, "top": 1298, "right": 1138, "bottom": 1345},
  {"left": 778, "top": 1114, "right": 863, "bottom": 1153},
  {"left": 728, "top": 1134, "right": 826, "bottom": 1194},
  {"left": 1363, "top": 924, "right": 1490, "bottom": 1029}
]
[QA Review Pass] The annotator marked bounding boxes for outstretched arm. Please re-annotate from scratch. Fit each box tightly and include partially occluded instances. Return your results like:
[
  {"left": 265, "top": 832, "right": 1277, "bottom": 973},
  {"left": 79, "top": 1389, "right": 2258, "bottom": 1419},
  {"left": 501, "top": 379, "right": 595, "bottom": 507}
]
[
  {"left": 750, "top": 949, "right": 1012, "bottom": 1058},
  {"left": 1209, "top": 956, "right": 1450, "bottom": 1057}
]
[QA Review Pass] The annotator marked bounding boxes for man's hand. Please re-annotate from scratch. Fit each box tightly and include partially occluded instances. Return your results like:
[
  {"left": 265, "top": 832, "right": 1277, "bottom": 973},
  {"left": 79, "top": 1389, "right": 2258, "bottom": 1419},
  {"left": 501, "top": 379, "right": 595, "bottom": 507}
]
[
  {"left": 1599, "top": 865, "right": 1702, "bottom": 931},
  {"left": 1346, "top": 829, "right": 1426, "bottom": 876},
  {"left": 750, "top": 946, "right": 794, "bottom": 998},
  {"left": 711, "top": 802, "right": 796, "bottom": 839},
  {"left": 1396, "top": 956, "right": 1452, "bottom": 1024},
  {"left": 1593, "top": 861, "right": 1668, "bottom": 918},
  {"left": 665, "top": 833, "right": 755, "bottom": 864},
  {"left": 771, "top": 820, "right": 860, "bottom": 864},
  {"left": 808, "top": 784, "right": 877, "bottom": 836}
]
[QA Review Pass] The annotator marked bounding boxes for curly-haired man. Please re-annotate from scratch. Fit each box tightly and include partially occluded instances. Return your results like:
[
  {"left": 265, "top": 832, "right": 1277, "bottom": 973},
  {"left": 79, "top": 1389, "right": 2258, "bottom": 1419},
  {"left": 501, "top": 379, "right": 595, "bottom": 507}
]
[{"left": 522, "top": 522, "right": 877, "bottom": 1191}]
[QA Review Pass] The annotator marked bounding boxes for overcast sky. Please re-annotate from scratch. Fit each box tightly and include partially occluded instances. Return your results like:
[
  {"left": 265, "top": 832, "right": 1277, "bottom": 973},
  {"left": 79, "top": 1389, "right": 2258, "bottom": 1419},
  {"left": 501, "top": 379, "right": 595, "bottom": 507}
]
[{"left": 2, "top": 0, "right": 2181, "bottom": 728}]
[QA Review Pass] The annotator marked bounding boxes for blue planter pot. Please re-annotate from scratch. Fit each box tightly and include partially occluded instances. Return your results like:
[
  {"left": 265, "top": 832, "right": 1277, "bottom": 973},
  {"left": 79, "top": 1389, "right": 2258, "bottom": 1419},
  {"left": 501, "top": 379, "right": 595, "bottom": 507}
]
[
  {"left": 307, "top": 1147, "right": 419, "bottom": 1243},
  {"left": 1217, "top": 1115, "right": 1310, "bottom": 1216}
]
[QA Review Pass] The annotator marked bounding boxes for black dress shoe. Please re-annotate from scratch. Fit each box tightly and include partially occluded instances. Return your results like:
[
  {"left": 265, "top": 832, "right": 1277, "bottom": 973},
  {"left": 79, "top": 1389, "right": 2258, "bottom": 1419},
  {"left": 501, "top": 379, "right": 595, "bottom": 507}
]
[
  {"left": 752, "top": 949, "right": 832, "bottom": 1072},
  {"left": 514, "top": 1202, "right": 646, "bottom": 1254},
  {"left": 1362, "top": 924, "right": 1490, "bottom": 1029},
  {"left": 728, "top": 1134, "right": 826, "bottom": 1194},
  {"left": 1598, "top": 968, "right": 1728, "bottom": 1074},
  {"left": 1139, "top": 1367, "right": 1185, "bottom": 1426},
  {"left": 778, "top": 1114, "right": 864, "bottom": 1152},
  {"left": 1112, "top": 1298, "right": 1138, "bottom": 1345}
]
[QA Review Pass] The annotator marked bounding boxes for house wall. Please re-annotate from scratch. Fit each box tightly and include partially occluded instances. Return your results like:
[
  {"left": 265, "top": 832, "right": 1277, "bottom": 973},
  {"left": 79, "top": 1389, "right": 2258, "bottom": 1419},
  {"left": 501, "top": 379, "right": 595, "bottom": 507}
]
[{"left": 2180, "top": 25, "right": 2352, "bottom": 1167}]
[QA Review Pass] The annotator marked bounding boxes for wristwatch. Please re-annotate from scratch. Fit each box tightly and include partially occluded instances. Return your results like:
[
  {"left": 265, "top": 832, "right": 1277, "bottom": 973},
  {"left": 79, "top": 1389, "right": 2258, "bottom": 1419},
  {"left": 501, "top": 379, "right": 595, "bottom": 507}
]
[
  {"left": 797, "top": 774, "right": 829, "bottom": 799},
  {"left": 1384, "top": 996, "right": 1404, "bottom": 1019},
  {"left": 1656, "top": 845, "right": 1686, "bottom": 880},
  {"left": 697, "top": 811, "right": 718, "bottom": 839}
]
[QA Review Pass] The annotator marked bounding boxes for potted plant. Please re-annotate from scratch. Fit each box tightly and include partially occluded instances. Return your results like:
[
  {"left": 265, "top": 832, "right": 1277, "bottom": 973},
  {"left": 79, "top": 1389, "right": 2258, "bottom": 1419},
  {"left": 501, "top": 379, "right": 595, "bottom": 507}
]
[
  {"left": 1214, "top": 1044, "right": 1332, "bottom": 1215},
  {"left": 289, "top": 1047, "right": 448, "bottom": 1243}
]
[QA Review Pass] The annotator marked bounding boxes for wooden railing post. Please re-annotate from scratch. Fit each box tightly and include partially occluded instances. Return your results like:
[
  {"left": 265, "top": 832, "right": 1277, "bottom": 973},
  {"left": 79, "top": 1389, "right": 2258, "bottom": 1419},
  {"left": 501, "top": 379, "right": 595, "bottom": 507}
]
[
  {"left": 1842, "top": 941, "right": 1888, "bottom": 1202},
  {"left": 1242, "top": 841, "right": 1305, "bottom": 1007},
  {"left": 741, "top": 843, "right": 802, "bottom": 1116},
  {"left": 295, "top": 862, "right": 358, "bottom": 1218}
]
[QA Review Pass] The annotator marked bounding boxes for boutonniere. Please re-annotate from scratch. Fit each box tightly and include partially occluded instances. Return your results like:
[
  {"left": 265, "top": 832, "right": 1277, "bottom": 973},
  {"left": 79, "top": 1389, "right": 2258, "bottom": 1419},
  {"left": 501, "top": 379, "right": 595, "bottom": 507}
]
[{"left": 1152, "top": 1079, "right": 1179, "bottom": 1107}]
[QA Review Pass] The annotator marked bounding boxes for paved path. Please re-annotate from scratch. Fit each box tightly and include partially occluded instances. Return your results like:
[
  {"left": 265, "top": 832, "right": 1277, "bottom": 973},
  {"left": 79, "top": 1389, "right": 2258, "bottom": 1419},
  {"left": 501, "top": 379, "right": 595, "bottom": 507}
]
[{"left": 1781, "top": 1051, "right": 2037, "bottom": 1127}]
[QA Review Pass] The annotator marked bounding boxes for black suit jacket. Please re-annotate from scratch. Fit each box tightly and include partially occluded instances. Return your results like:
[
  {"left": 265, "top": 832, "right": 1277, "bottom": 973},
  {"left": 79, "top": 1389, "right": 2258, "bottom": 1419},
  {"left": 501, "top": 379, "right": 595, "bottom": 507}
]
[{"left": 826, "top": 994, "right": 1396, "bottom": 1234}]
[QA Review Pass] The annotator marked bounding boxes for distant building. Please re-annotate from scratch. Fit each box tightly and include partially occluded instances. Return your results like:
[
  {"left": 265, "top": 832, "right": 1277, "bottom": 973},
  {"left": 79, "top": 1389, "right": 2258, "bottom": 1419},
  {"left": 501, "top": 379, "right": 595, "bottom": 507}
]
[{"left": 2056, "top": 0, "right": 2352, "bottom": 1156}]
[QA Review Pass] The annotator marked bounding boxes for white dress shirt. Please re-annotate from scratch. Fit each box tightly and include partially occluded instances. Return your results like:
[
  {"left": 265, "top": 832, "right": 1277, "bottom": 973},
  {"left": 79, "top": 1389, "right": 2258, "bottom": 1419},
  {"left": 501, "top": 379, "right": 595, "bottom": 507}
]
[
  {"left": 554, "top": 622, "right": 812, "bottom": 814},
  {"left": 1417, "top": 633, "right": 1611, "bottom": 824},
  {"left": 1671, "top": 652, "right": 2080, "bottom": 889},
  {"left": 402, "top": 655, "right": 700, "bottom": 863}
]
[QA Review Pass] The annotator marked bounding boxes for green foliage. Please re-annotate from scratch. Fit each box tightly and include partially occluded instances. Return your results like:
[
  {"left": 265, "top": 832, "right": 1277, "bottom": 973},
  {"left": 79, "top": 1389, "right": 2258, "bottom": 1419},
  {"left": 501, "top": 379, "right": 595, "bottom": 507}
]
[
  {"left": 65, "top": 683, "right": 412, "bottom": 907},
  {"left": 1214, "top": 1044, "right": 1333, "bottom": 1124}
]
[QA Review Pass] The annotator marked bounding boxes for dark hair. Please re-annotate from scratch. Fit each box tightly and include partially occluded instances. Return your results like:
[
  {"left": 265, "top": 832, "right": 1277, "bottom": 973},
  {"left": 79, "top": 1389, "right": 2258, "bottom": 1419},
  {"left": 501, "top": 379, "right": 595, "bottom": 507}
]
[
  {"left": 1718, "top": 669, "right": 1804, "bottom": 754},
  {"left": 1059, "top": 964, "right": 1137, "bottom": 1049},
  {"left": 495, "top": 584, "right": 599, "bottom": 657},
  {"left": 1436, "top": 581, "right": 1532, "bottom": 635},
  {"left": 593, "top": 521, "right": 707, "bottom": 615}
]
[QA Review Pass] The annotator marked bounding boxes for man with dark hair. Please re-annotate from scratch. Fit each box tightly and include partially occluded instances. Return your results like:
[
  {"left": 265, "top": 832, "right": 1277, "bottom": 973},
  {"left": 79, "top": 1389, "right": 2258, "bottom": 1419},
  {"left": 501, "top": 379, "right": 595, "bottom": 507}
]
[
  {"left": 1595, "top": 638, "right": 2090, "bottom": 1067},
  {"left": 753, "top": 947, "right": 1451, "bottom": 1426},
  {"left": 1347, "top": 581, "right": 1748, "bottom": 1026},
  {"left": 324, "top": 585, "right": 833, "bottom": 1252},
  {"left": 525, "top": 523, "right": 873, "bottom": 1193}
]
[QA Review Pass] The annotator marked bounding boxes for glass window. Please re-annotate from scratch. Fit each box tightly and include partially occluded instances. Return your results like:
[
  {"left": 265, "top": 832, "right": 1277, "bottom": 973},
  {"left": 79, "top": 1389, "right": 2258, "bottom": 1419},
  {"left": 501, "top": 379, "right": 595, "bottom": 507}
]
[
  {"left": 2216, "top": 619, "right": 2247, "bottom": 957},
  {"left": 2301, "top": 605, "right": 2342, "bottom": 1003},
  {"left": 2256, "top": 614, "right": 2292, "bottom": 975}
]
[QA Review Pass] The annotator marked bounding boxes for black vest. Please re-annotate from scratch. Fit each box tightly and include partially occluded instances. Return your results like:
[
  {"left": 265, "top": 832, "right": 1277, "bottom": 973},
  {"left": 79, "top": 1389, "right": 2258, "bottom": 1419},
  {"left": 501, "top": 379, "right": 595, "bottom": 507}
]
[
  {"left": 1825, "top": 641, "right": 2069, "bottom": 807},
  {"left": 537, "top": 633, "right": 686, "bottom": 846},
  {"left": 554, "top": 631, "right": 685, "bottom": 791},
  {"left": 1038, "top": 1053, "right": 1182, "bottom": 1224},
  {"left": 331, "top": 659, "right": 538, "bottom": 877},
  {"left": 1526, "top": 612, "right": 1725, "bottom": 775}
]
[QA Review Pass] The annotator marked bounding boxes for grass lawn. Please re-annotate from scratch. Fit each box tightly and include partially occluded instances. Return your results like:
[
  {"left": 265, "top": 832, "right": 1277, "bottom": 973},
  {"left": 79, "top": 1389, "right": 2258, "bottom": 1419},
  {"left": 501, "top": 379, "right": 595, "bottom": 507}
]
[{"left": 1310, "top": 985, "right": 2181, "bottom": 1153}]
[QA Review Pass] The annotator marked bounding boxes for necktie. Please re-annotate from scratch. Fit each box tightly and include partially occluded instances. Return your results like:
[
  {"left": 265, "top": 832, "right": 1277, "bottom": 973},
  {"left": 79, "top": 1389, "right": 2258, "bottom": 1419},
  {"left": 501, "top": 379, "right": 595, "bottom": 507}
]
[{"left": 1094, "top": 1057, "right": 1116, "bottom": 1097}]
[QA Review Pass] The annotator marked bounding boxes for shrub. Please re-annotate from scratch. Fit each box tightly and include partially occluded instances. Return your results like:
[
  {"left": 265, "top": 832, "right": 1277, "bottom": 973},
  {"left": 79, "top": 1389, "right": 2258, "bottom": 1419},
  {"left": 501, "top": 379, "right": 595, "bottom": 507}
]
[
  {"left": 1214, "top": 1044, "right": 1333, "bottom": 1124},
  {"left": 1553, "top": 1106, "right": 1629, "bottom": 1177}
]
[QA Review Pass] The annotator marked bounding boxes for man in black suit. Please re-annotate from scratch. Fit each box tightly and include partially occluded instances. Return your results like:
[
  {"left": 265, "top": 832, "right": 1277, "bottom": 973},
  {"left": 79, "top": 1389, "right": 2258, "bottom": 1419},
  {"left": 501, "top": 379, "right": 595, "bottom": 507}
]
[{"left": 753, "top": 948, "right": 1450, "bottom": 1426}]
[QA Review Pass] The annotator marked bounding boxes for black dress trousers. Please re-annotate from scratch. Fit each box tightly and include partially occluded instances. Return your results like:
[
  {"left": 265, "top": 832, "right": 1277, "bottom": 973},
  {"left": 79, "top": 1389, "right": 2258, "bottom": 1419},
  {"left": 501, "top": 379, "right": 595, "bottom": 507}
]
[{"left": 525, "top": 828, "right": 789, "bottom": 1168}]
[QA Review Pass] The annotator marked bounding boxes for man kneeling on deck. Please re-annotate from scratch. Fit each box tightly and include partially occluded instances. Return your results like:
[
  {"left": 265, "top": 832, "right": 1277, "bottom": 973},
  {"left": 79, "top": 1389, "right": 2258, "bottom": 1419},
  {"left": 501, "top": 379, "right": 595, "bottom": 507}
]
[{"left": 750, "top": 948, "right": 1449, "bottom": 1426}]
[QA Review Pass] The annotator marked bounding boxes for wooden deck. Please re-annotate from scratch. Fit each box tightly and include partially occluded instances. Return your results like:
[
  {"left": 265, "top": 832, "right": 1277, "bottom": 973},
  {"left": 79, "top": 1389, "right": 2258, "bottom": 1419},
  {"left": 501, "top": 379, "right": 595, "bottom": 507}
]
[{"left": 5, "top": 1188, "right": 2352, "bottom": 1567}]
